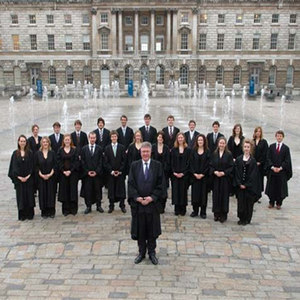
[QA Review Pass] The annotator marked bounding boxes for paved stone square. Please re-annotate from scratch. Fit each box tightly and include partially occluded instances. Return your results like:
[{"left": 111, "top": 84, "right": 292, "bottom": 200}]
[{"left": 0, "top": 95, "right": 299, "bottom": 299}]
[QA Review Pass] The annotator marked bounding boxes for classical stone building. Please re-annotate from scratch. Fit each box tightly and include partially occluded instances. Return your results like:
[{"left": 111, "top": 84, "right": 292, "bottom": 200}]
[{"left": 0, "top": 0, "right": 299, "bottom": 94}]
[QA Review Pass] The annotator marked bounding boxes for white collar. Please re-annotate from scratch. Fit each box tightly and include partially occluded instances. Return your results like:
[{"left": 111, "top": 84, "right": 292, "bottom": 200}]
[{"left": 143, "top": 159, "right": 151, "bottom": 165}]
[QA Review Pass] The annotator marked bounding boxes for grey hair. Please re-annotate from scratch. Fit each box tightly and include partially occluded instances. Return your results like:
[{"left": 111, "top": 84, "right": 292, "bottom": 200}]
[{"left": 141, "top": 141, "right": 152, "bottom": 149}]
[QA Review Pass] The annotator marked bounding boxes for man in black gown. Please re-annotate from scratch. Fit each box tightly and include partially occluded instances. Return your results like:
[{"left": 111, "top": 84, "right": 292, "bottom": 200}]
[
  {"left": 128, "top": 142, "right": 165, "bottom": 265},
  {"left": 265, "top": 130, "right": 292, "bottom": 209},
  {"left": 71, "top": 120, "right": 88, "bottom": 155},
  {"left": 162, "top": 115, "right": 180, "bottom": 150},
  {"left": 116, "top": 115, "right": 134, "bottom": 150},
  {"left": 139, "top": 114, "right": 157, "bottom": 145},
  {"left": 49, "top": 122, "right": 64, "bottom": 154},
  {"left": 184, "top": 120, "right": 199, "bottom": 149},
  {"left": 94, "top": 117, "right": 110, "bottom": 151},
  {"left": 207, "top": 121, "right": 224, "bottom": 153},
  {"left": 81, "top": 132, "right": 104, "bottom": 214}
]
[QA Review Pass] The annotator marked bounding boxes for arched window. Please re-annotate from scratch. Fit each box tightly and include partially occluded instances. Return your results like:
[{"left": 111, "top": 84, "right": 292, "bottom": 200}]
[
  {"left": 101, "top": 65, "right": 110, "bottom": 85},
  {"left": 180, "top": 65, "right": 189, "bottom": 85},
  {"left": 233, "top": 66, "right": 241, "bottom": 84},
  {"left": 0, "top": 67, "right": 4, "bottom": 87},
  {"left": 124, "top": 65, "right": 133, "bottom": 85},
  {"left": 268, "top": 66, "right": 276, "bottom": 85},
  {"left": 83, "top": 66, "right": 92, "bottom": 83},
  {"left": 216, "top": 66, "right": 223, "bottom": 84},
  {"left": 286, "top": 66, "right": 294, "bottom": 85},
  {"left": 14, "top": 67, "right": 21, "bottom": 86},
  {"left": 156, "top": 65, "right": 165, "bottom": 85},
  {"left": 66, "top": 66, "right": 74, "bottom": 84},
  {"left": 198, "top": 65, "right": 206, "bottom": 84},
  {"left": 140, "top": 64, "right": 149, "bottom": 84},
  {"left": 49, "top": 66, "right": 56, "bottom": 85}
]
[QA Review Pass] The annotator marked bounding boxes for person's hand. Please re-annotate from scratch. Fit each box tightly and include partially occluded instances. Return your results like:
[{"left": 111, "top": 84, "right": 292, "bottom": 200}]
[
  {"left": 240, "top": 185, "right": 246, "bottom": 189},
  {"left": 257, "top": 162, "right": 261, "bottom": 166},
  {"left": 114, "top": 171, "right": 120, "bottom": 176},
  {"left": 144, "top": 196, "right": 153, "bottom": 205}
]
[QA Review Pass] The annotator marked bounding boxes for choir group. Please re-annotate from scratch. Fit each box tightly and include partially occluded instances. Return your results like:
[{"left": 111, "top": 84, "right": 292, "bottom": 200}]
[{"left": 8, "top": 114, "right": 293, "bottom": 226}]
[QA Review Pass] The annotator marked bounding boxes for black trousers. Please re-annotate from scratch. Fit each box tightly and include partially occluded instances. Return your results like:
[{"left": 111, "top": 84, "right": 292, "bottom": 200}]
[
  {"left": 84, "top": 176, "right": 102, "bottom": 208},
  {"left": 175, "top": 205, "right": 186, "bottom": 215},
  {"left": 137, "top": 211, "right": 157, "bottom": 255},
  {"left": 18, "top": 207, "right": 34, "bottom": 221},
  {"left": 62, "top": 201, "right": 78, "bottom": 215},
  {"left": 109, "top": 198, "right": 125, "bottom": 209},
  {"left": 41, "top": 207, "right": 55, "bottom": 217},
  {"left": 192, "top": 205, "right": 207, "bottom": 215}
]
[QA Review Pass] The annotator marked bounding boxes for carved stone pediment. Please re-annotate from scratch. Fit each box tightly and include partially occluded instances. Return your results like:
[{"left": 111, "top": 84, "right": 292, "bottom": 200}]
[
  {"left": 178, "top": 25, "right": 191, "bottom": 33},
  {"left": 98, "top": 25, "right": 110, "bottom": 32}
]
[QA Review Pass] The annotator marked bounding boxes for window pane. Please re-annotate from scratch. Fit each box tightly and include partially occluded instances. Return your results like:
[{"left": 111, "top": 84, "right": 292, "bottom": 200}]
[
  {"left": 12, "top": 35, "right": 19, "bottom": 50},
  {"left": 30, "top": 34, "right": 37, "bottom": 50},
  {"left": 65, "top": 35, "right": 72, "bottom": 50},
  {"left": 290, "top": 14, "right": 297, "bottom": 24},
  {"left": 198, "top": 66, "right": 206, "bottom": 84},
  {"left": 270, "top": 33, "right": 278, "bottom": 50},
  {"left": 272, "top": 14, "right": 279, "bottom": 23},
  {"left": 288, "top": 34, "right": 295, "bottom": 50},
  {"left": 49, "top": 67, "right": 56, "bottom": 85},
  {"left": 65, "top": 14, "right": 72, "bottom": 24},
  {"left": 181, "top": 33, "right": 188, "bottom": 50},
  {"left": 83, "top": 34, "right": 90, "bottom": 50},
  {"left": 48, "top": 35, "right": 55, "bottom": 50},
  {"left": 66, "top": 67, "right": 74, "bottom": 84},
  {"left": 82, "top": 14, "right": 89, "bottom": 24},
  {"left": 254, "top": 14, "right": 261, "bottom": 23},
  {"left": 11, "top": 14, "right": 18, "bottom": 24},
  {"left": 156, "top": 35, "right": 164, "bottom": 51},
  {"left": 217, "top": 34, "right": 224, "bottom": 50},
  {"left": 47, "top": 15, "right": 54, "bottom": 24},
  {"left": 236, "top": 14, "right": 243, "bottom": 23},
  {"left": 233, "top": 66, "right": 241, "bottom": 84},
  {"left": 216, "top": 66, "right": 223, "bottom": 84},
  {"left": 29, "top": 15, "right": 36, "bottom": 24},
  {"left": 286, "top": 66, "right": 293, "bottom": 84},
  {"left": 100, "top": 13, "right": 108, "bottom": 23},
  {"left": 235, "top": 34, "right": 242, "bottom": 50},
  {"left": 218, "top": 14, "right": 225, "bottom": 23},
  {"left": 156, "top": 65, "right": 164, "bottom": 85},
  {"left": 199, "top": 34, "right": 206, "bottom": 50},
  {"left": 180, "top": 65, "right": 188, "bottom": 84},
  {"left": 101, "top": 33, "right": 108, "bottom": 50},
  {"left": 200, "top": 13, "right": 207, "bottom": 23}
]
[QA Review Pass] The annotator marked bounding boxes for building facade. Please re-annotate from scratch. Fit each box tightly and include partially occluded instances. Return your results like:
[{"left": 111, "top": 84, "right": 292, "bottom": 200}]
[{"left": 0, "top": 0, "right": 299, "bottom": 94}]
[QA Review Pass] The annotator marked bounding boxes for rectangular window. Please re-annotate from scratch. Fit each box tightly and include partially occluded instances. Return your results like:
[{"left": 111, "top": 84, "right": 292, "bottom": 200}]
[
  {"left": 270, "top": 33, "right": 278, "bottom": 49},
  {"left": 288, "top": 34, "right": 295, "bottom": 50},
  {"left": 141, "top": 35, "right": 149, "bottom": 51},
  {"left": 125, "top": 35, "right": 133, "bottom": 51},
  {"left": 30, "top": 34, "right": 37, "bottom": 50},
  {"left": 125, "top": 16, "right": 133, "bottom": 25},
  {"left": 218, "top": 14, "right": 225, "bottom": 23},
  {"left": 100, "top": 13, "right": 108, "bottom": 24},
  {"left": 236, "top": 14, "right": 243, "bottom": 23},
  {"left": 235, "top": 34, "right": 242, "bottom": 50},
  {"left": 141, "top": 16, "right": 148, "bottom": 25},
  {"left": 181, "top": 13, "right": 188, "bottom": 23},
  {"left": 290, "top": 14, "right": 297, "bottom": 24},
  {"left": 253, "top": 34, "right": 260, "bottom": 50},
  {"left": 101, "top": 33, "right": 108, "bottom": 50},
  {"left": 199, "top": 33, "right": 206, "bottom": 50},
  {"left": 272, "top": 14, "right": 279, "bottom": 23},
  {"left": 200, "top": 13, "right": 207, "bottom": 23},
  {"left": 82, "top": 14, "right": 89, "bottom": 24},
  {"left": 83, "top": 34, "right": 90, "bottom": 50},
  {"left": 48, "top": 34, "right": 55, "bottom": 50},
  {"left": 156, "top": 35, "right": 164, "bottom": 51},
  {"left": 12, "top": 34, "right": 19, "bottom": 50},
  {"left": 65, "top": 35, "right": 72, "bottom": 50},
  {"left": 156, "top": 15, "right": 164, "bottom": 26},
  {"left": 29, "top": 14, "right": 36, "bottom": 24},
  {"left": 254, "top": 13, "right": 261, "bottom": 23},
  {"left": 217, "top": 34, "right": 224, "bottom": 50},
  {"left": 181, "top": 33, "right": 188, "bottom": 50},
  {"left": 47, "top": 15, "right": 54, "bottom": 24},
  {"left": 64, "top": 14, "right": 72, "bottom": 24},
  {"left": 11, "top": 14, "right": 18, "bottom": 24}
]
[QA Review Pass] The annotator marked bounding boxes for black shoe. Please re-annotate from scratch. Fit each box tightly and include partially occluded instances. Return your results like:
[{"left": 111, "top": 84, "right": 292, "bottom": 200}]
[
  {"left": 63, "top": 212, "right": 69, "bottom": 216},
  {"left": 190, "top": 212, "right": 197, "bottom": 218},
  {"left": 237, "top": 220, "right": 243, "bottom": 225},
  {"left": 121, "top": 207, "right": 127, "bottom": 214},
  {"left": 219, "top": 217, "right": 225, "bottom": 223},
  {"left": 97, "top": 206, "right": 104, "bottom": 213},
  {"left": 200, "top": 213, "right": 207, "bottom": 219},
  {"left": 42, "top": 215, "right": 47, "bottom": 219},
  {"left": 180, "top": 211, "right": 186, "bottom": 216},
  {"left": 134, "top": 254, "right": 145, "bottom": 264},
  {"left": 149, "top": 254, "right": 158, "bottom": 265},
  {"left": 84, "top": 207, "right": 91, "bottom": 214},
  {"left": 108, "top": 207, "right": 114, "bottom": 214},
  {"left": 175, "top": 212, "right": 179, "bottom": 216},
  {"left": 49, "top": 215, "right": 55, "bottom": 219},
  {"left": 214, "top": 216, "right": 219, "bottom": 222}
]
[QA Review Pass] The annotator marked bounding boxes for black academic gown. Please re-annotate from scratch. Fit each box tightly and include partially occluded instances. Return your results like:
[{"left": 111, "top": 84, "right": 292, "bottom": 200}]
[
  {"left": 57, "top": 147, "right": 80, "bottom": 214},
  {"left": 71, "top": 131, "right": 88, "bottom": 155},
  {"left": 170, "top": 147, "right": 191, "bottom": 207},
  {"left": 8, "top": 150, "right": 35, "bottom": 220},
  {"left": 210, "top": 151, "right": 234, "bottom": 216},
  {"left": 28, "top": 136, "right": 42, "bottom": 154},
  {"left": 228, "top": 136, "right": 245, "bottom": 160},
  {"left": 162, "top": 126, "right": 180, "bottom": 150},
  {"left": 253, "top": 138, "right": 268, "bottom": 193},
  {"left": 184, "top": 131, "right": 200, "bottom": 149},
  {"left": 207, "top": 132, "right": 224, "bottom": 153},
  {"left": 190, "top": 149, "right": 210, "bottom": 207},
  {"left": 126, "top": 143, "right": 141, "bottom": 175},
  {"left": 94, "top": 128, "right": 110, "bottom": 151},
  {"left": 265, "top": 143, "right": 292, "bottom": 202},
  {"left": 35, "top": 150, "right": 57, "bottom": 213},
  {"left": 139, "top": 126, "right": 158, "bottom": 144},
  {"left": 49, "top": 133, "right": 64, "bottom": 154},
  {"left": 234, "top": 155, "right": 261, "bottom": 223},
  {"left": 116, "top": 127, "right": 134, "bottom": 150},
  {"left": 104, "top": 144, "right": 126, "bottom": 201},
  {"left": 128, "top": 159, "right": 164, "bottom": 240}
]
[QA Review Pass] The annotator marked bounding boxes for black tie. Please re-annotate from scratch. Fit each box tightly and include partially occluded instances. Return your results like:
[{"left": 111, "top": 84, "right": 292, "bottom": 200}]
[
  {"left": 90, "top": 145, "right": 94, "bottom": 155},
  {"left": 144, "top": 162, "right": 149, "bottom": 180}
]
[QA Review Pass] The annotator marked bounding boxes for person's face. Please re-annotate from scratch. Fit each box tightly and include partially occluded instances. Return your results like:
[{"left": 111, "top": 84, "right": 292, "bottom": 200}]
[
  {"left": 213, "top": 124, "right": 219, "bottom": 133},
  {"left": 141, "top": 147, "right": 151, "bottom": 161},
  {"left": 218, "top": 139, "right": 226, "bottom": 151},
  {"left": 197, "top": 136, "right": 204, "bottom": 148},
  {"left": 167, "top": 117, "right": 174, "bottom": 127},
  {"left": 235, "top": 126, "right": 241, "bottom": 136},
  {"left": 135, "top": 132, "right": 142, "bottom": 143},
  {"left": 144, "top": 117, "right": 151, "bottom": 126},
  {"left": 243, "top": 143, "right": 251, "bottom": 155},
  {"left": 98, "top": 121, "right": 104, "bottom": 129},
  {"left": 157, "top": 134, "right": 163, "bottom": 144},
  {"left": 53, "top": 126, "right": 60, "bottom": 134},
  {"left": 189, "top": 122, "right": 196, "bottom": 131},
  {"left": 41, "top": 138, "right": 49, "bottom": 150},
  {"left": 177, "top": 134, "right": 184, "bottom": 145},
  {"left": 121, "top": 117, "right": 127, "bottom": 127},
  {"left": 276, "top": 133, "right": 284, "bottom": 143},
  {"left": 64, "top": 136, "right": 71, "bottom": 147},
  {"left": 111, "top": 134, "right": 118, "bottom": 144},
  {"left": 32, "top": 126, "right": 39, "bottom": 136},
  {"left": 75, "top": 124, "right": 82, "bottom": 132},
  {"left": 89, "top": 134, "right": 96, "bottom": 145},
  {"left": 255, "top": 128, "right": 262, "bottom": 139},
  {"left": 18, "top": 137, "right": 27, "bottom": 149}
]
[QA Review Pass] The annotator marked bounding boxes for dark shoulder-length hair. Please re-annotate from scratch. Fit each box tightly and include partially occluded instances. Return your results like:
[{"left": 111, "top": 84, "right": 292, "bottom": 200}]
[
  {"left": 174, "top": 132, "right": 188, "bottom": 149},
  {"left": 232, "top": 123, "right": 243, "bottom": 138},
  {"left": 214, "top": 136, "right": 230, "bottom": 154},
  {"left": 253, "top": 126, "right": 263, "bottom": 140},
  {"left": 194, "top": 134, "right": 208, "bottom": 152},
  {"left": 156, "top": 130, "right": 165, "bottom": 142},
  {"left": 16, "top": 135, "right": 30, "bottom": 157}
]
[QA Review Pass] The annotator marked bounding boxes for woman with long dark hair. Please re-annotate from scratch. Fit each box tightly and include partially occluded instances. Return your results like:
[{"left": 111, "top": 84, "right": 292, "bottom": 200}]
[
  {"left": 190, "top": 134, "right": 210, "bottom": 219},
  {"left": 210, "top": 137, "right": 234, "bottom": 223},
  {"left": 228, "top": 124, "right": 245, "bottom": 161},
  {"left": 8, "top": 135, "right": 35, "bottom": 221},
  {"left": 57, "top": 134, "right": 80, "bottom": 216}
]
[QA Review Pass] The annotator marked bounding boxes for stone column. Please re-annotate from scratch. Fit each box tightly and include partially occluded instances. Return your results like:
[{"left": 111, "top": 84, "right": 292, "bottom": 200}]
[
  {"left": 111, "top": 10, "right": 117, "bottom": 56},
  {"left": 192, "top": 8, "right": 198, "bottom": 55},
  {"left": 118, "top": 10, "right": 123, "bottom": 55},
  {"left": 151, "top": 9, "right": 155, "bottom": 55},
  {"left": 91, "top": 8, "right": 98, "bottom": 57},
  {"left": 172, "top": 9, "right": 178, "bottom": 54},
  {"left": 134, "top": 10, "right": 139, "bottom": 55},
  {"left": 167, "top": 9, "right": 171, "bottom": 54}
]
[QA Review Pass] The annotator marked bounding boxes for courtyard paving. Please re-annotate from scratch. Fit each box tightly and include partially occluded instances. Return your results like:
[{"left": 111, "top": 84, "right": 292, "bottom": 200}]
[{"left": 0, "top": 94, "right": 299, "bottom": 299}]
